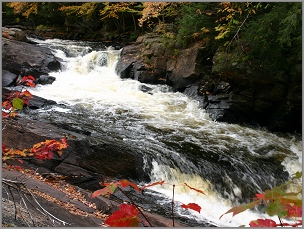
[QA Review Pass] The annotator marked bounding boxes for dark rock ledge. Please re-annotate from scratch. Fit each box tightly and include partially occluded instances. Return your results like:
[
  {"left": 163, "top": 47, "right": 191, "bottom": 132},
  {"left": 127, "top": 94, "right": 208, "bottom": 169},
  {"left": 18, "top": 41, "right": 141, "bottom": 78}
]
[
  {"left": 2, "top": 165, "right": 184, "bottom": 227},
  {"left": 2, "top": 116, "right": 186, "bottom": 227}
]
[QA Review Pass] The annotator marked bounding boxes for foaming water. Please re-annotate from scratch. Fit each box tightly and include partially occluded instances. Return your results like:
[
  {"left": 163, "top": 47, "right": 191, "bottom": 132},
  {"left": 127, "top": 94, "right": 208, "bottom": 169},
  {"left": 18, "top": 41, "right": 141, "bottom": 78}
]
[
  {"left": 147, "top": 160, "right": 299, "bottom": 227},
  {"left": 25, "top": 38, "right": 302, "bottom": 227}
]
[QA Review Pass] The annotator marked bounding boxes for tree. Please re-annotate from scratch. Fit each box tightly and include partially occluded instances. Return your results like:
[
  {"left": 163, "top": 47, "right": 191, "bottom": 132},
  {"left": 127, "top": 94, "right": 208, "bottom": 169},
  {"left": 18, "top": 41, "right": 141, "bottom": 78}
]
[
  {"left": 99, "top": 2, "right": 143, "bottom": 32},
  {"left": 176, "top": 2, "right": 219, "bottom": 48},
  {"left": 138, "top": 2, "right": 181, "bottom": 30}
]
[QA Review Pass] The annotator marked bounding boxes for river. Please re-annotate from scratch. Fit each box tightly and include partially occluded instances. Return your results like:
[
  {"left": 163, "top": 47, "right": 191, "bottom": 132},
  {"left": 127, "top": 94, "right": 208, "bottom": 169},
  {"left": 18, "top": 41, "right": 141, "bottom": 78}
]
[{"left": 23, "top": 38, "right": 302, "bottom": 227}]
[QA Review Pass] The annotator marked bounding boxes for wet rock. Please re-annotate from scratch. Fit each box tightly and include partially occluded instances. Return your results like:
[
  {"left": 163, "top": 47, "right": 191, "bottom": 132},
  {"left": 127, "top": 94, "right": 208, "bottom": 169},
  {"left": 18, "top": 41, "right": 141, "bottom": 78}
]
[
  {"left": 36, "top": 75, "right": 56, "bottom": 85},
  {"left": 2, "top": 70, "right": 18, "bottom": 87},
  {"left": 116, "top": 33, "right": 212, "bottom": 89},
  {"left": 2, "top": 117, "right": 149, "bottom": 183},
  {"left": 2, "top": 36, "right": 61, "bottom": 86},
  {"left": 210, "top": 51, "right": 302, "bottom": 132}
]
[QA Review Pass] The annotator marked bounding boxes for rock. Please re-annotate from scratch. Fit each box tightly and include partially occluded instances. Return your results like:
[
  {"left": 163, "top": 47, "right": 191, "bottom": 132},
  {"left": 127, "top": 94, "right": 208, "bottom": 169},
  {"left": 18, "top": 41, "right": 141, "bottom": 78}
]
[
  {"left": 2, "top": 117, "right": 187, "bottom": 227},
  {"left": 2, "top": 27, "right": 28, "bottom": 42},
  {"left": 36, "top": 75, "right": 56, "bottom": 85},
  {"left": 116, "top": 33, "right": 301, "bottom": 133},
  {"left": 2, "top": 70, "right": 18, "bottom": 87},
  {"left": 116, "top": 33, "right": 213, "bottom": 89},
  {"left": 167, "top": 45, "right": 212, "bottom": 90},
  {"left": 210, "top": 50, "right": 302, "bottom": 132},
  {"left": 2, "top": 37, "right": 61, "bottom": 86},
  {"left": 2, "top": 167, "right": 186, "bottom": 227},
  {"left": 2, "top": 117, "right": 149, "bottom": 183}
]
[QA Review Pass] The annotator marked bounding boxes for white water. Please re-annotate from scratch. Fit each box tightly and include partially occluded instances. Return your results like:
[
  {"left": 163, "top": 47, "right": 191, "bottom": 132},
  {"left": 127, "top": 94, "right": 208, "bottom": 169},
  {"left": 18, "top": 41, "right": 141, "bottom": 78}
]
[{"left": 25, "top": 38, "right": 302, "bottom": 227}]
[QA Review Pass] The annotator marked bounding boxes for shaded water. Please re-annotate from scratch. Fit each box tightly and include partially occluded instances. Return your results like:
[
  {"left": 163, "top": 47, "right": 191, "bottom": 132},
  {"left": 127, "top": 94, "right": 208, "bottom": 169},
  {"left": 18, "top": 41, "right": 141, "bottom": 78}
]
[{"left": 22, "top": 38, "right": 302, "bottom": 227}]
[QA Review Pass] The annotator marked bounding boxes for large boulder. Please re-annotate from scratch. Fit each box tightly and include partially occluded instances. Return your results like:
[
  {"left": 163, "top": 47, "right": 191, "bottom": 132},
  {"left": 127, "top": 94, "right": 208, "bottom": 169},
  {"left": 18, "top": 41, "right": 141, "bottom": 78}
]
[
  {"left": 2, "top": 117, "right": 150, "bottom": 186},
  {"left": 2, "top": 33, "right": 61, "bottom": 87},
  {"left": 2, "top": 27, "right": 28, "bottom": 42},
  {"left": 116, "top": 32, "right": 213, "bottom": 90},
  {"left": 207, "top": 51, "right": 302, "bottom": 132}
]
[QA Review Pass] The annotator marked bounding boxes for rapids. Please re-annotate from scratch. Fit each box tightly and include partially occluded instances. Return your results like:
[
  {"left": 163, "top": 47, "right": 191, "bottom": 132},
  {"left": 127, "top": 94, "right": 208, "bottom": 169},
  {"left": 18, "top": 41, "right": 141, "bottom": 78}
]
[{"left": 22, "top": 37, "right": 302, "bottom": 227}]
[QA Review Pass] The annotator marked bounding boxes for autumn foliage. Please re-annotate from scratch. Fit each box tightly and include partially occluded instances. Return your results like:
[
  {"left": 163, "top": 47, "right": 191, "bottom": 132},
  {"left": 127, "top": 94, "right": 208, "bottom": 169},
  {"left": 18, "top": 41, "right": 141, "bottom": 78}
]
[
  {"left": 2, "top": 75, "right": 69, "bottom": 163},
  {"left": 92, "top": 179, "right": 205, "bottom": 227},
  {"left": 220, "top": 171, "right": 302, "bottom": 227},
  {"left": 92, "top": 172, "right": 302, "bottom": 227},
  {"left": 2, "top": 75, "right": 35, "bottom": 118},
  {"left": 2, "top": 138, "right": 68, "bottom": 162}
]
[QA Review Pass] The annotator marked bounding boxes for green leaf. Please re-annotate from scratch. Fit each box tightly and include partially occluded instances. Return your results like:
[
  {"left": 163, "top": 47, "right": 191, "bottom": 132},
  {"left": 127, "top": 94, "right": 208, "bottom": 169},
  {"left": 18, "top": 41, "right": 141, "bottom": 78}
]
[
  {"left": 12, "top": 97, "right": 24, "bottom": 110},
  {"left": 264, "top": 187, "right": 283, "bottom": 200},
  {"left": 292, "top": 171, "right": 302, "bottom": 180},
  {"left": 266, "top": 201, "right": 287, "bottom": 218}
]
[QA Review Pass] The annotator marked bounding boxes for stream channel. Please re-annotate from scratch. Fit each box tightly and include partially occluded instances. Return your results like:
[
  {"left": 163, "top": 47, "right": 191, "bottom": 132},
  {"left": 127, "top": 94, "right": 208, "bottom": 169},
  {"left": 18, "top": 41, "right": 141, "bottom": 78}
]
[{"left": 19, "top": 38, "right": 302, "bottom": 227}]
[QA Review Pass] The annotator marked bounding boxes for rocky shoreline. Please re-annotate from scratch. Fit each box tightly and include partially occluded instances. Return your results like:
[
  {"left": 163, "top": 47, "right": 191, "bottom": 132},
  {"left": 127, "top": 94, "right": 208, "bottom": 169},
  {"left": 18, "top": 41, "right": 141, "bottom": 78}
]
[
  {"left": 3, "top": 26, "right": 302, "bottom": 133},
  {"left": 2, "top": 27, "right": 188, "bottom": 227},
  {"left": 2, "top": 162, "right": 183, "bottom": 227},
  {"left": 1, "top": 26, "right": 301, "bottom": 226}
]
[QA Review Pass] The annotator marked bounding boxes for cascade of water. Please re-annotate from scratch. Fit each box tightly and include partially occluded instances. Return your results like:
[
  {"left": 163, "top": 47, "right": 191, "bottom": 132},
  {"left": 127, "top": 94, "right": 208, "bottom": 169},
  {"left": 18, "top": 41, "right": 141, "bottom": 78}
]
[{"left": 25, "top": 38, "right": 302, "bottom": 227}]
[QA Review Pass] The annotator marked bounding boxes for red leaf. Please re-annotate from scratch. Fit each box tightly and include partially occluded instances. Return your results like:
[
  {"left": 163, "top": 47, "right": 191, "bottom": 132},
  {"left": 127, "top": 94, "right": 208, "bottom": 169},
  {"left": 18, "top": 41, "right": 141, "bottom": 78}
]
[
  {"left": 27, "top": 75, "right": 35, "bottom": 81},
  {"left": 255, "top": 193, "right": 265, "bottom": 199},
  {"left": 119, "top": 179, "right": 141, "bottom": 193},
  {"left": 141, "top": 180, "right": 165, "bottom": 190},
  {"left": 286, "top": 205, "right": 302, "bottom": 217},
  {"left": 21, "top": 76, "right": 36, "bottom": 87},
  {"left": 91, "top": 183, "right": 117, "bottom": 198},
  {"left": 249, "top": 219, "right": 277, "bottom": 227},
  {"left": 184, "top": 183, "right": 206, "bottom": 195},
  {"left": 105, "top": 204, "right": 139, "bottom": 227},
  {"left": 181, "top": 203, "right": 201, "bottom": 213},
  {"left": 47, "top": 151, "right": 54, "bottom": 160}
]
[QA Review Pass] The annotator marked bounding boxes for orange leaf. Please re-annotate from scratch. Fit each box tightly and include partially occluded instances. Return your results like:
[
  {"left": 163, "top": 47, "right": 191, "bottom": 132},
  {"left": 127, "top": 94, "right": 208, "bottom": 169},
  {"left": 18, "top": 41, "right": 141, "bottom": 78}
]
[
  {"left": 184, "top": 183, "right": 206, "bottom": 195},
  {"left": 141, "top": 180, "right": 165, "bottom": 190},
  {"left": 219, "top": 200, "right": 260, "bottom": 219},
  {"left": 181, "top": 203, "right": 201, "bottom": 213},
  {"left": 119, "top": 179, "right": 141, "bottom": 193},
  {"left": 21, "top": 90, "right": 33, "bottom": 97}
]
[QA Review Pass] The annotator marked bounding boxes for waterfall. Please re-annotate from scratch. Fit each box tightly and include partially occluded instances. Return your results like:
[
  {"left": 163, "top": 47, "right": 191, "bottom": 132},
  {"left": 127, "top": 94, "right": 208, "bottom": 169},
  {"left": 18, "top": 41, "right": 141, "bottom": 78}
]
[{"left": 25, "top": 37, "right": 302, "bottom": 227}]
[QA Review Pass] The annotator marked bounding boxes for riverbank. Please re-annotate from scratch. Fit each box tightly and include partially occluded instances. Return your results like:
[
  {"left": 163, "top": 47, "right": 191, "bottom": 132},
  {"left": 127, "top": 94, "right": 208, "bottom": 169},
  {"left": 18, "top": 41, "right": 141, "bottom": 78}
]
[
  {"left": 3, "top": 26, "right": 302, "bottom": 134},
  {"left": 2, "top": 163, "right": 106, "bottom": 227},
  {"left": 2, "top": 116, "right": 188, "bottom": 227}
]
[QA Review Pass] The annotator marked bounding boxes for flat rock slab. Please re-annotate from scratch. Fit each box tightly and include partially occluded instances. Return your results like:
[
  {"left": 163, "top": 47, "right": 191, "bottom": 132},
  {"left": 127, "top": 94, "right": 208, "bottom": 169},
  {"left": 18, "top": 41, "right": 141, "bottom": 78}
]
[
  {"left": 2, "top": 166, "right": 185, "bottom": 227},
  {"left": 2, "top": 167, "right": 106, "bottom": 227}
]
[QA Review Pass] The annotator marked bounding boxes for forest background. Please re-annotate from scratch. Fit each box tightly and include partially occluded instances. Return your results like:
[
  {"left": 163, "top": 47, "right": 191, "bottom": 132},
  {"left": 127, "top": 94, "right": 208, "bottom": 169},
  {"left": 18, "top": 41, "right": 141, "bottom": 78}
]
[{"left": 2, "top": 1, "right": 302, "bottom": 76}]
